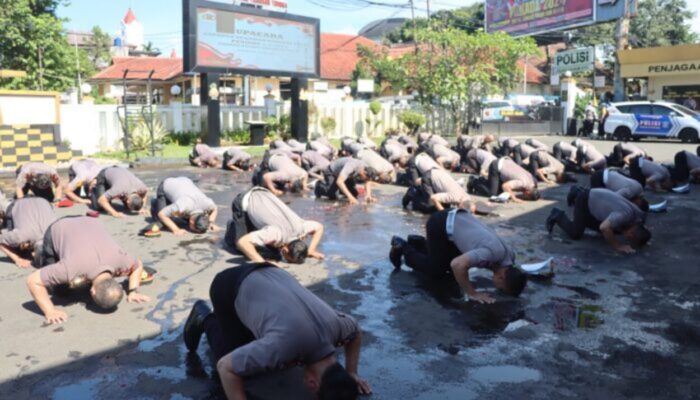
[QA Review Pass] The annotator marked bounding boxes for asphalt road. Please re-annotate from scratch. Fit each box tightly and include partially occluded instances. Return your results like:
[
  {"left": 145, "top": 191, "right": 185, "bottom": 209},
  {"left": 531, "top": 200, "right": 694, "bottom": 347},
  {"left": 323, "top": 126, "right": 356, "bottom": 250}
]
[{"left": 1, "top": 136, "right": 699, "bottom": 400}]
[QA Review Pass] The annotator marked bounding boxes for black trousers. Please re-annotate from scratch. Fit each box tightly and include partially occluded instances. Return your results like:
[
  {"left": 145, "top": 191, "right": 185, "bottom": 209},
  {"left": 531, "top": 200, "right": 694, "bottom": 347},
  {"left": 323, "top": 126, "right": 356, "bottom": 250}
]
[
  {"left": 224, "top": 190, "right": 281, "bottom": 260},
  {"left": 404, "top": 175, "right": 437, "bottom": 214},
  {"left": 512, "top": 146, "right": 525, "bottom": 166},
  {"left": 402, "top": 210, "right": 460, "bottom": 279},
  {"left": 552, "top": 143, "right": 564, "bottom": 161},
  {"left": 203, "top": 264, "right": 273, "bottom": 361},
  {"left": 589, "top": 170, "right": 605, "bottom": 189},
  {"left": 672, "top": 151, "right": 690, "bottom": 182},
  {"left": 149, "top": 181, "right": 170, "bottom": 227},
  {"left": 628, "top": 156, "right": 647, "bottom": 187},
  {"left": 468, "top": 161, "right": 500, "bottom": 197},
  {"left": 554, "top": 189, "right": 600, "bottom": 240},
  {"left": 90, "top": 168, "right": 113, "bottom": 210},
  {"left": 528, "top": 153, "right": 544, "bottom": 176},
  {"left": 316, "top": 172, "right": 358, "bottom": 200},
  {"left": 607, "top": 144, "right": 625, "bottom": 168}
]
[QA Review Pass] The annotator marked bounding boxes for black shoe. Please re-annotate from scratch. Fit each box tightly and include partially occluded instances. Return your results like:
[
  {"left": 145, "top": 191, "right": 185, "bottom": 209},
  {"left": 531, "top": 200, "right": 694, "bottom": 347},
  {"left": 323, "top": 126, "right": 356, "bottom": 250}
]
[
  {"left": 546, "top": 208, "right": 564, "bottom": 234},
  {"left": 389, "top": 236, "right": 407, "bottom": 269},
  {"left": 402, "top": 187, "right": 415, "bottom": 209},
  {"left": 184, "top": 300, "right": 212, "bottom": 352},
  {"left": 314, "top": 181, "right": 323, "bottom": 199},
  {"left": 466, "top": 175, "right": 476, "bottom": 194}
]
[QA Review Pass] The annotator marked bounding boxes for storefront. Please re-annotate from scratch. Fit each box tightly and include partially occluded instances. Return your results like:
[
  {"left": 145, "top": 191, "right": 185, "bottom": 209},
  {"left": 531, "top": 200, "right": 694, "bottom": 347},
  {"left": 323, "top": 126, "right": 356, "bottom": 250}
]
[{"left": 618, "top": 44, "right": 700, "bottom": 110}]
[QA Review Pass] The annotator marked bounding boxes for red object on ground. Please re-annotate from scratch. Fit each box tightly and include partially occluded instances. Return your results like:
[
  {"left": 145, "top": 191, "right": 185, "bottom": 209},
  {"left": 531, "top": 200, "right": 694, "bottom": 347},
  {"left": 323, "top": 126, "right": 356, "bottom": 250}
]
[
  {"left": 57, "top": 199, "right": 74, "bottom": 208},
  {"left": 86, "top": 211, "right": 99, "bottom": 218},
  {"left": 357, "top": 187, "right": 365, "bottom": 196}
]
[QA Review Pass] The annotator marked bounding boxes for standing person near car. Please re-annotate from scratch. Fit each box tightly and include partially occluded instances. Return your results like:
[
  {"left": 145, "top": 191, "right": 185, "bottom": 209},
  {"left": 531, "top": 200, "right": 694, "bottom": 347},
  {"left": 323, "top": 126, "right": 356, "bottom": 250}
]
[{"left": 583, "top": 102, "right": 598, "bottom": 136}]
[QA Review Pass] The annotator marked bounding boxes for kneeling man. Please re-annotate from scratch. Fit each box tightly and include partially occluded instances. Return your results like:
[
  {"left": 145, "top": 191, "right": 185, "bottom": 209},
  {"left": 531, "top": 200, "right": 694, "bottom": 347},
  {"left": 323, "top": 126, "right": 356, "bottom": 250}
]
[
  {"left": 183, "top": 264, "right": 370, "bottom": 399},
  {"left": 389, "top": 209, "right": 527, "bottom": 303},
  {"left": 26, "top": 217, "right": 149, "bottom": 324},
  {"left": 152, "top": 176, "right": 219, "bottom": 236},
  {"left": 0, "top": 197, "right": 56, "bottom": 268},
  {"left": 546, "top": 188, "right": 650, "bottom": 254},
  {"left": 91, "top": 166, "right": 148, "bottom": 218},
  {"left": 227, "top": 187, "right": 324, "bottom": 263}
]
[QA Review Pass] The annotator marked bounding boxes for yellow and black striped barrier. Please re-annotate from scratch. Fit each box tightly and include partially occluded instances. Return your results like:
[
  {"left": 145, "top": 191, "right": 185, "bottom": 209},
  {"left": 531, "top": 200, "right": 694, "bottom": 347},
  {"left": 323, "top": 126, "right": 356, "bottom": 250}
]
[{"left": 0, "top": 125, "right": 80, "bottom": 168}]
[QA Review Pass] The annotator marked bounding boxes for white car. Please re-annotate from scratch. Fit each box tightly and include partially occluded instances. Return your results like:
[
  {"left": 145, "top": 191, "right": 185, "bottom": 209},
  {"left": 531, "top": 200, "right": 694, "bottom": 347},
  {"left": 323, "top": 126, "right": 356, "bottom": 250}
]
[
  {"left": 482, "top": 100, "right": 518, "bottom": 122},
  {"left": 604, "top": 101, "right": 700, "bottom": 143}
]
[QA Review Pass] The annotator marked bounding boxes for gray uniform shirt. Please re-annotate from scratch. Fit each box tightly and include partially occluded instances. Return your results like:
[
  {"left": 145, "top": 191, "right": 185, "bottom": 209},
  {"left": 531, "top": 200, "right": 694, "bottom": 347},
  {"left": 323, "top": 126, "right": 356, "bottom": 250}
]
[
  {"left": 268, "top": 154, "right": 308, "bottom": 182},
  {"left": 499, "top": 138, "right": 519, "bottom": 153},
  {"left": 397, "top": 135, "right": 418, "bottom": 150},
  {"left": 467, "top": 148, "right": 496, "bottom": 175},
  {"left": 225, "top": 148, "right": 252, "bottom": 165},
  {"left": 452, "top": 211, "right": 515, "bottom": 269},
  {"left": 0, "top": 198, "right": 56, "bottom": 248},
  {"left": 302, "top": 150, "right": 330, "bottom": 170},
  {"left": 555, "top": 141, "right": 577, "bottom": 158},
  {"left": 432, "top": 144, "right": 460, "bottom": 165},
  {"left": 640, "top": 159, "right": 670, "bottom": 181},
  {"left": 245, "top": 189, "right": 316, "bottom": 247},
  {"left": 525, "top": 138, "right": 548, "bottom": 150},
  {"left": 499, "top": 159, "right": 536, "bottom": 191},
  {"left": 67, "top": 159, "right": 103, "bottom": 192},
  {"left": 308, "top": 141, "right": 333, "bottom": 159},
  {"left": 685, "top": 151, "right": 700, "bottom": 170},
  {"left": 604, "top": 170, "right": 643, "bottom": 199},
  {"left": 588, "top": 188, "right": 644, "bottom": 230},
  {"left": 357, "top": 149, "right": 393, "bottom": 174},
  {"left": 16, "top": 162, "right": 58, "bottom": 187},
  {"left": 194, "top": 144, "right": 219, "bottom": 164},
  {"left": 430, "top": 169, "right": 471, "bottom": 205},
  {"left": 103, "top": 167, "right": 147, "bottom": 201},
  {"left": 232, "top": 267, "right": 358, "bottom": 376},
  {"left": 40, "top": 217, "right": 135, "bottom": 287},
  {"left": 160, "top": 177, "right": 216, "bottom": 218},
  {"left": 383, "top": 141, "right": 408, "bottom": 163},
  {"left": 617, "top": 143, "right": 645, "bottom": 158},
  {"left": 329, "top": 158, "right": 366, "bottom": 180},
  {"left": 415, "top": 153, "right": 440, "bottom": 175}
]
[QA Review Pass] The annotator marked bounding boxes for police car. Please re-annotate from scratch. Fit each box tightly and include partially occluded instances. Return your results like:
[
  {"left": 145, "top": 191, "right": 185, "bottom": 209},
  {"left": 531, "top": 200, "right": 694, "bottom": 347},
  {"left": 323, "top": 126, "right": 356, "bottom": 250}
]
[{"left": 604, "top": 101, "right": 700, "bottom": 143}]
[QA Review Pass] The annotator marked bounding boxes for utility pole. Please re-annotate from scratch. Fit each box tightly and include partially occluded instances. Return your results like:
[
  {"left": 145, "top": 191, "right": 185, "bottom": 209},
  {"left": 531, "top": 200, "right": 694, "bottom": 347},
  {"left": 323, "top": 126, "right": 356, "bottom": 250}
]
[
  {"left": 523, "top": 55, "right": 528, "bottom": 94},
  {"left": 426, "top": 0, "right": 430, "bottom": 19},
  {"left": 37, "top": 47, "right": 44, "bottom": 91},
  {"left": 410, "top": 0, "right": 418, "bottom": 54},
  {"left": 613, "top": 0, "right": 630, "bottom": 102},
  {"left": 74, "top": 34, "right": 82, "bottom": 104}
]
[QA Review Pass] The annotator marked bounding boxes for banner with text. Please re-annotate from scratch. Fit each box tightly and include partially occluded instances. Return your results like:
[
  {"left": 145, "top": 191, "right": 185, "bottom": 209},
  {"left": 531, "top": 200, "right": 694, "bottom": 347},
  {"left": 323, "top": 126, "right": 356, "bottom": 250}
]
[
  {"left": 195, "top": 7, "right": 318, "bottom": 76},
  {"left": 485, "top": 0, "right": 594, "bottom": 36}
]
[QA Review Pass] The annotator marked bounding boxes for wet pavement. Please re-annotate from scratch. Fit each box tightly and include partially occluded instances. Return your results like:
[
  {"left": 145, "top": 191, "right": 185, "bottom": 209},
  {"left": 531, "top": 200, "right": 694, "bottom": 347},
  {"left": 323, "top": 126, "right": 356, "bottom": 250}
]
[{"left": 1, "top": 137, "right": 700, "bottom": 399}]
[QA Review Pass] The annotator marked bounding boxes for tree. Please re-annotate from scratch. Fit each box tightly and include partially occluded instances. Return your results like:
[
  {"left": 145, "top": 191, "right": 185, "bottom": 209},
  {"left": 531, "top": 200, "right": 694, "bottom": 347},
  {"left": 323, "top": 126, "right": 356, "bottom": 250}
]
[
  {"left": 570, "top": 0, "right": 697, "bottom": 49},
  {"left": 86, "top": 26, "right": 112, "bottom": 68},
  {"left": 361, "top": 28, "right": 538, "bottom": 134},
  {"left": 143, "top": 41, "right": 159, "bottom": 54},
  {"left": 384, "top": 3, "right": 484, "bottom": 44},
  {"left": 0, "top": 0, "right": 95, "bottom": 91}
]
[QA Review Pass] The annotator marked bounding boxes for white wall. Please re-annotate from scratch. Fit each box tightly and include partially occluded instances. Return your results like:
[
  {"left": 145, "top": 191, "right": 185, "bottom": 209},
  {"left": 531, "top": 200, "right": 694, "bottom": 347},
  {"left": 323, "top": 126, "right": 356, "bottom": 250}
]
[{"left": 0, "top": 95, "right": 57, "bottom": 125}]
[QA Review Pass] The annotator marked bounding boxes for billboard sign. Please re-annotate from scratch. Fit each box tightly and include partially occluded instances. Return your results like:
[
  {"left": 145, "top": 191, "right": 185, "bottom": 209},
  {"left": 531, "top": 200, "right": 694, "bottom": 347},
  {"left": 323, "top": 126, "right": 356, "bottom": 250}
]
[
  {"left": 184, "top": 0, "right": 320, "bottom": 78},
  {"left": 237, "top": 0, "right": 288, "bottom": 12},
  {"left": 485, "top": 0, "right": 595, "bottom": 36},
  {"left": 553, "top": 47, "right": 595, "bottom": 75},
  {"left": 597, "top": 0, "right": 636, "bottom": 23}
]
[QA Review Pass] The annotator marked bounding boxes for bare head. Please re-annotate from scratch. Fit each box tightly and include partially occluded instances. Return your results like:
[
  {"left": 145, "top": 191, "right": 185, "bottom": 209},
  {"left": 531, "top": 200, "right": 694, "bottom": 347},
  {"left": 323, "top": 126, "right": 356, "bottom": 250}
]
[
  {"left": 125, "top": 193, "right": 143, "bottom": 212},
  {"left": 623, "top": 224, "right": 651, "bottom": 249},
  {"left": 303, "top": 357, "right": 358, "bottom": 400},
  {"left": 189, "top": 213, "right": 210, "bottom": 233},
  {"left": 90, "top": 275, "right": 124, "bottom": 310},
  {"left": 493, "top": 266, "right": 527, "bottom": 297},
  {"left": 281, "top": 239, "right": 308, "bottom": 264}
]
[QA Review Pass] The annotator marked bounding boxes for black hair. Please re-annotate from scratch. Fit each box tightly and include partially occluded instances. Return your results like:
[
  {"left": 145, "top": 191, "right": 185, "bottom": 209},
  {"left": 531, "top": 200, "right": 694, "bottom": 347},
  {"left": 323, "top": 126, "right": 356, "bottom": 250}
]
[
  {"left": 504, "top": 267, "right": 527, "bottom": 297},
  {"left": 318, "top": 362, "right": 359, "bottom": 400},
  {"left": 129, "top": 194, "right": 143, "bottom": 212},
  {"left": 287, "top": 239, "right": 308, "bottom": 264},
  {"left": 290, "top": 179, "right": 305, "bottom": 193},
  {"left": 193, "top": 213, "right": 210, "bottom": 233},
  {"left": 93, "top": 278, "right": 124, "bottom": 309},
  {"left": 239, "top": 160, "right": 251, "bottom": 171},
  {"left": 364, "top": 167, "right": 378, "bottom": 182},
  {"left": 629, "top": 225, "right": 651, "bottom": 249},
  {"left": 530, "top": 188, "right": 541, "bottom": 201},
  {"left": 34, "top": 174, "right": 52, "bottom": 190}
]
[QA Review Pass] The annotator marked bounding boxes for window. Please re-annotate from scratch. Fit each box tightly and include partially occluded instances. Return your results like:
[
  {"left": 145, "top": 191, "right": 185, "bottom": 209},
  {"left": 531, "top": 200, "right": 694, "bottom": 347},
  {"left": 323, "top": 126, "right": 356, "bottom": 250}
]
[
  {"left": 652, "top": 106, "right": 674, "bottom": 116},
  {"left": 615, "top": 105, "right": 631, "bottom": 113},
  {"left": 671, "top": 104, "right": 700, "bottom": 117},
  {"left": 630, "top": 105, "right": 652, "bottom": 115}
]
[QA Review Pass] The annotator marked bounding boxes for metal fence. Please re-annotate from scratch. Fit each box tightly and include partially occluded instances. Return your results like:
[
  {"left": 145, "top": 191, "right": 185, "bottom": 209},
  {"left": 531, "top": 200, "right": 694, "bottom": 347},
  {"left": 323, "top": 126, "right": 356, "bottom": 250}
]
[{"left": 480, "top": 106, "right": 564, "bottom": 137}]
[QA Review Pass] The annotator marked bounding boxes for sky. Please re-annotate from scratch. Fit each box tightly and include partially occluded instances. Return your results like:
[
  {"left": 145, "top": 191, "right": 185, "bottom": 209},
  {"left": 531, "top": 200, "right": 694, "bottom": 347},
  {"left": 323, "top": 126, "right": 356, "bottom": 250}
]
[{"left": 58, "top": 0, "right": 700, "bottom": 56}]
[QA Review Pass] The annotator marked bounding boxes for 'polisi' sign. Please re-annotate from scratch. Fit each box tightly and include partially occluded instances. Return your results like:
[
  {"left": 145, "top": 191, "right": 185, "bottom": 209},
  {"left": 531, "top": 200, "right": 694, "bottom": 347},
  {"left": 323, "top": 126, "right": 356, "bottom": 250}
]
[{"left": 553, "top": 47, "right": 595, "bottom": 75}]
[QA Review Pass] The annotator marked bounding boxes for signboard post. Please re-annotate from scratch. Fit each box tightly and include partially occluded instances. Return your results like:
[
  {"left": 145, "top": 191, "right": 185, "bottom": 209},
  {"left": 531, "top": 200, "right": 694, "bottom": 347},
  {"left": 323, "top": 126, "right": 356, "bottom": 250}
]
[
  {"left": 183, "top": 0, "right": 320, "bottom": 144},
  {"left": 553, "top": 47, "right": 595, "bottom": 75}
]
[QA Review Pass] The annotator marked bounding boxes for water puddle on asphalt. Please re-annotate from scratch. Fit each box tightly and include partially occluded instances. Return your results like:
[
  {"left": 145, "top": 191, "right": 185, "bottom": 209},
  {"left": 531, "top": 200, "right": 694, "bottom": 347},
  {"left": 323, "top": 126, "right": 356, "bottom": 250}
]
[
  {"left": 469, "top": 365, "right": 542, "bottom": 384},
  {"left": 51, "top": 378, "right": 100, "bottom": 400}
]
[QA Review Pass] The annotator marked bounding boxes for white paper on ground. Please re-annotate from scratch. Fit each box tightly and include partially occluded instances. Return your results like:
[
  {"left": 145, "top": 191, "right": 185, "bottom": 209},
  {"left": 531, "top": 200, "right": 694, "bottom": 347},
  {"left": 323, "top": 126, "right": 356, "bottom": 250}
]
[{"left": 520, "top": 257, "right": 553, "bottom": 273}]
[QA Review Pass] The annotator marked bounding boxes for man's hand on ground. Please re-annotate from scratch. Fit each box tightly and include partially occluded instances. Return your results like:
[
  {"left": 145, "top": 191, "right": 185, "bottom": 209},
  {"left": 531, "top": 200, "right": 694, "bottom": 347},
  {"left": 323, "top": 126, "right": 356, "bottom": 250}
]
[
  {"left": 111, "top": 211, "right": 125, "bottom": 218},
  {"left": 615, "top": 244, "right": 635, "bottom": 255},
  {"left": 45, "top": 308, "right": 68, "bottom": 325},
  {"left": 15, "top": 258, "right": 32, "bottom": 269},
  {"left": 308, "top": 251, "right": 325, "bottom": 260},
  {"left": 348, "top": 197, "right": 359, "bottom": 205},
  {"left": 127, "top": 292, "right": 151, "bottom": 303},
  {"left": 173, "top": 228, "right": 187, "bottom": 236},
  {"left": 139, "top": 208, "right": 149, "bottom": 216},
  {"left": 468, "top": 291, "right": 496, "bottom": 304},
  {"left": 365, "top": 196, "right": 376, "bottom": 204},
  {"left": 350, "top": 373, "right": 372, "bottom": 395},
  {"left": 209, "top": 224, "right": 222, "bottom": 233}
]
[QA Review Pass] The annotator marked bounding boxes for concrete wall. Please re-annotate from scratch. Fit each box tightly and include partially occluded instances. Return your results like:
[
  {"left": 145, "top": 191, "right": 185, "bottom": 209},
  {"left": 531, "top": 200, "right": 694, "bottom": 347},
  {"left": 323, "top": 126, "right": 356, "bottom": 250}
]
[{"left": 647, "top": 74, "right": 700, "bottom": 101}]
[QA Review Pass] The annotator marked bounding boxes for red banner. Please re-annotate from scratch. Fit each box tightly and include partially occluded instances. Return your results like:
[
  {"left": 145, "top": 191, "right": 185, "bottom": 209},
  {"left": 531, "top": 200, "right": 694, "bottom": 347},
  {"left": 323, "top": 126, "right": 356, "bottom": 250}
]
[{"left": 486, "top": 0, "right": 594, "bottom": 36}]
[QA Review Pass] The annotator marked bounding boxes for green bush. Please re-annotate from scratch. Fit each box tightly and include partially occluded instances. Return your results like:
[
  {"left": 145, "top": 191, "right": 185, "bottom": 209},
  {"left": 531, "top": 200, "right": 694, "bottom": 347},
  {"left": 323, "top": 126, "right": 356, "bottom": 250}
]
[
  {"left": 320, "top": 117, "right": 337, "bottom": 136},
  {"left": 225, "top": 128, "right": 250, "bottom": 143},
  {"left": 166, "top": 130, "right": 200, "bottom": 146},
  {"left": 384, "top": 128, "right": 400, "bottom": 137},
  {"left": 265, "top": 114, "right": 291, "bottom": 139},
  {"left": 369, "top": 100, "right": 382, "bottom": 116},
  {"left": 399, "top": 111, "right": 426, "bottom": 134},
  {"left": 129, "top": 119, "right": 168, "bottom": 152}
]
